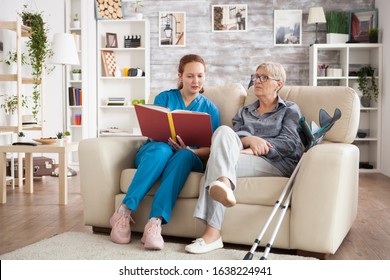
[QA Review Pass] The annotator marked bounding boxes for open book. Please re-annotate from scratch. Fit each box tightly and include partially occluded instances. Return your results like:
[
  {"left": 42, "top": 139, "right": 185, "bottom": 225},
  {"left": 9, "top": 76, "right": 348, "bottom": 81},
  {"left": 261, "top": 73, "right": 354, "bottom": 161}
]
[{"left": 134, "top": 104, "right": 213, "bottom": 147}]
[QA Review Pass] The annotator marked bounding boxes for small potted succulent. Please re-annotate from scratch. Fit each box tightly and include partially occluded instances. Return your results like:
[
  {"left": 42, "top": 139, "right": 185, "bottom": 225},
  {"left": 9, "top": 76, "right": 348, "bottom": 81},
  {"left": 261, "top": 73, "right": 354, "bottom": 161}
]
[
  {"left": 17, "top": 131, "right": 26, "bottom": 142},
  {"left": 71, "top": 69, "right": 81, "bottom": 80},
  {"left": 73, "top": 13, "right": 80, "bottom": 29},
  {"left": 56, "top": 131, "right": 64, "bottom": 146},
  {"left": 64, "top": 131, "right": 71, "bottom": 143}
]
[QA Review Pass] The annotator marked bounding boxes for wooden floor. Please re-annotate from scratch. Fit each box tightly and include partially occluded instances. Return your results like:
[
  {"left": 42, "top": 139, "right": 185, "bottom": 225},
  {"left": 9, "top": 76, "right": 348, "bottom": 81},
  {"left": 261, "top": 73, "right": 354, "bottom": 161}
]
[{"left": 0, "top": 173, "right": 390, "bottom": 259}]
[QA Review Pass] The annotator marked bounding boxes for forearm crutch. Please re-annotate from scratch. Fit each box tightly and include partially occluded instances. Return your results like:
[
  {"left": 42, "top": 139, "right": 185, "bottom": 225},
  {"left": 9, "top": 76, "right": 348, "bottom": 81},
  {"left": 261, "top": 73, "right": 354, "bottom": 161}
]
[
  {"left": 243, "top": 108, "right": 341, "bottom": 260},
  {"left": 243, "top": 154, "right": 304, "bottom": 260}
]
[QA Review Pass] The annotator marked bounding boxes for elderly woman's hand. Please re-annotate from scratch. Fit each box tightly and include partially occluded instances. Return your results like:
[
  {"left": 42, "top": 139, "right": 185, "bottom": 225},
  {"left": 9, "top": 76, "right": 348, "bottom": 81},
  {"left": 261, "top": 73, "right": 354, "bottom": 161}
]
[{"left": 241, "top": 136, "right": 272, "bottom": 156}]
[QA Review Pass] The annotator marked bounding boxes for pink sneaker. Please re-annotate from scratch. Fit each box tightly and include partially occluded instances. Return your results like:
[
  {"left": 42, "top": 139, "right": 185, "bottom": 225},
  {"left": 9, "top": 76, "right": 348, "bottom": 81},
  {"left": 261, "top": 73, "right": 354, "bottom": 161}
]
[
  {"left": 110, "top": 212, "right": 132, "bottom": 244},
  {"left": 141, "top": 218, "right": 164, "bottom": 250}
]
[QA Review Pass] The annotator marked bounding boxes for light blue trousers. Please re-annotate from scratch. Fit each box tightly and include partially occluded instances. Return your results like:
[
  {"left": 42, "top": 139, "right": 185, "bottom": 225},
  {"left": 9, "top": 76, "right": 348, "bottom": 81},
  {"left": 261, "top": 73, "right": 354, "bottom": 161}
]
[
  {"left": 194, "top": 126, "right": 283, "bottom": 230},
  {"left": 122, "top": 141, "right": 204, "bottom": 224}
]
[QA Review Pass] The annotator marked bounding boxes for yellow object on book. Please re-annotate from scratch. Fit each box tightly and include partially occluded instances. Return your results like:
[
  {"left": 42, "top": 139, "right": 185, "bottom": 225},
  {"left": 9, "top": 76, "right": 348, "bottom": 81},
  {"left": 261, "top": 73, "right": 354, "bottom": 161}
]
[{"left": 134, "top": 104, "right": 213, "bottom": 147}]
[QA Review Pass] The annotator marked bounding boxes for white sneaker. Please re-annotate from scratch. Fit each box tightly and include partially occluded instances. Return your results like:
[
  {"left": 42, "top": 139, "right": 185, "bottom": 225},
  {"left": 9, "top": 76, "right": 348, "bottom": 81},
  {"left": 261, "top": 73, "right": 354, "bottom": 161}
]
[
  {"left": 185, "top": 237, "right": 223, "bottom": 254},
  {"left": 209, "top": 180, "right": 236, "bottom": 207}
]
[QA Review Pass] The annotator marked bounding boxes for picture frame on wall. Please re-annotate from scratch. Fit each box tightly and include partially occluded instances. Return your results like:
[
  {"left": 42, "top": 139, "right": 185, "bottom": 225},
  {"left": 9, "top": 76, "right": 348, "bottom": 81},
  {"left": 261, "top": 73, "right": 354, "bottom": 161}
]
[
  {"left": 106, "top": 33, "right": 118, "bottom": 48},
  {"left": 349, "top": 9, "right": 378, "bottom": 43},
  {"left": 212, "top": 4, "right": 248, "bottom": 32},
  {"left": 274, "top": 9, "right": 302, "bottom": 46},
  {"left": 101, "top": 50, "right": 117, "bottom": 77},
  {"left": 159, "top": 12, "right": 186, "bottom": 47}
]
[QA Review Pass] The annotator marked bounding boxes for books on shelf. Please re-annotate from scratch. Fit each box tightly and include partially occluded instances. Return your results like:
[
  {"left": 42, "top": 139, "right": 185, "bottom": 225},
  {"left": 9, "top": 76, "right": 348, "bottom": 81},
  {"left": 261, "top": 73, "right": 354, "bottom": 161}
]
[
  {"left": 68, "top": 87, "right": 83, "bottom": 106},
  {"left": 134, "top": 104, "right": 213, "bottom": 147},
  {"left": 72, "top": 114, "right": 82, "bottom": 125}
]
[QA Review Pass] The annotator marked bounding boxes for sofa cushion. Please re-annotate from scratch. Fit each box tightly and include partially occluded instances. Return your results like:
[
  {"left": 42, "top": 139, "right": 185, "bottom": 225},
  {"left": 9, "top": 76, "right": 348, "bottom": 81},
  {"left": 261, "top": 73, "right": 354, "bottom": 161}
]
[
  {"left": 235, "top": 177, "right": 289, "bottom": 206},
  {"left": 120, "top": 169, "right": 204, "bottom": 198},
  {"left": 120, "top": 169, "right": 289, "bottom": 206},
  {"left": 245, "top": 86, "right": 360, "bottom": 144},
  {"left": 203, "top": 83, "right": 246, "bottom": 127}
]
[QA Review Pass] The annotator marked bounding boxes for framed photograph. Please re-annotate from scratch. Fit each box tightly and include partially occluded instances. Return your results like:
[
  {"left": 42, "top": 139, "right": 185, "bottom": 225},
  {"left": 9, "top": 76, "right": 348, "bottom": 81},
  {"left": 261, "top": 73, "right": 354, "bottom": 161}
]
[
  {"left": 95, "top": 0, "right": 123, "bottom": 20},
  {"left": 212, "top": 4, "right": 247, "bottom": 32},
  {"left": 159, "top": 12, "right": 186, "bottom": 47},
  {"left": 274, "top": 10, "right": 302, "bottom": 46},
  {"left": 101, "top": 50, "right": 117, "bottom": 77},
  {"left": 349, "top": 9, "right": 378, "bottom": 43},
  {"left": 106, "top": 33, "right": 118, "bottom": 48}
]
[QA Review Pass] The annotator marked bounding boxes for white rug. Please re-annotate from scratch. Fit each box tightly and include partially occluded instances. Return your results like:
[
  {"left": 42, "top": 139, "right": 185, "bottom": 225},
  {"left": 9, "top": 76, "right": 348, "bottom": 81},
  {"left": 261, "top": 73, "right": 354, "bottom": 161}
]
[{"left": 0, "top": 232, "right": 315, "bottom": 260}]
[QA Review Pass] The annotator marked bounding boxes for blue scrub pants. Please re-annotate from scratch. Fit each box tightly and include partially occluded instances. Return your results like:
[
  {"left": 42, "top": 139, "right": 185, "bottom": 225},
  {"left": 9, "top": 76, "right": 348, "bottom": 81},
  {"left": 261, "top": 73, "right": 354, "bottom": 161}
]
[{"left": 122, "top": 141, "right": 204, "bottom": 224}]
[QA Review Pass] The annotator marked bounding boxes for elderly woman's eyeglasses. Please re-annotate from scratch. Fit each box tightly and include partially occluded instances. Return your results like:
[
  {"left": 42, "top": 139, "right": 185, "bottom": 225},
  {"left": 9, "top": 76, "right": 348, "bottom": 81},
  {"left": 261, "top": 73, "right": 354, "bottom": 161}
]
[{"left": 250, "top": 74, "right": 279, "bottom": 83}]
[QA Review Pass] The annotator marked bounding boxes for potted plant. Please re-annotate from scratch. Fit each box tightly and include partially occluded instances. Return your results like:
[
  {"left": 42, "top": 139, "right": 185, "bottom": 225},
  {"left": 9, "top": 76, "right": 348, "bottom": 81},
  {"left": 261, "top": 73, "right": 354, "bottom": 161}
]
[
  {"left": 135, "top": 0, "right": 143, "bottom": 19},
  {"left": 325, "top": 11, "right": 349, "bottom": 44},
  {"left": 56, "top": 131, "right": 64, "bottom": 146},
  {"left": 71, "top": 69, "right": 81, "bottom": 80},
  {"left": 17, "top": 131, "right": 26, "bottom": 142},
  {"left": 368, "top": 28, "right": 379, "bottom": 43},
  {"left": 357, "top": 65, "right": 378, "bottom": 107},
  {"left": 64, "top": 131, "right": 71, "bottom": 143},
  {"left": 72, "top": 13, "right": 80, "bottom": 29},
  {"left": 0, "top": 94, "right": 28, "bottom": 126},
  {"left": 18, "top": 4, "right": 53, "bottom": 122}
]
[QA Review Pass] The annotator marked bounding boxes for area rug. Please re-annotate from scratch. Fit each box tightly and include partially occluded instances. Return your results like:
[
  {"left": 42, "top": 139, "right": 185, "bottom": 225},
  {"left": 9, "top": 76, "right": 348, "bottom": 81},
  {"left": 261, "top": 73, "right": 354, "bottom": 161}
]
[{"left": 0, "top": 232, "right": 316, "bottom": 260}]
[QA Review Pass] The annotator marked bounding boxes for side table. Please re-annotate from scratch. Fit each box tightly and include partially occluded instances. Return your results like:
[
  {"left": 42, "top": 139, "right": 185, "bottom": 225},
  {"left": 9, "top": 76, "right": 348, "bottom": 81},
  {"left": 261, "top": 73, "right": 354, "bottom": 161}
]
[{"left": 0, "top": 142, "right": 78, "bottom": 205}]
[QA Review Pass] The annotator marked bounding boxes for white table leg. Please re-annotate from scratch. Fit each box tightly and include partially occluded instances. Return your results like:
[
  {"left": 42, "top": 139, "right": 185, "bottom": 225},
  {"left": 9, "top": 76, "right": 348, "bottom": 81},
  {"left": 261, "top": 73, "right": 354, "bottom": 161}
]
[
  {"left": 1, "top": 152, "right": 7, "bottom": 203},
  {"left": 24, "top": 153, "right": 33, "bottom": 193},
  {"left": 58, "top": 152, "right": 68, "bottom": 205}
]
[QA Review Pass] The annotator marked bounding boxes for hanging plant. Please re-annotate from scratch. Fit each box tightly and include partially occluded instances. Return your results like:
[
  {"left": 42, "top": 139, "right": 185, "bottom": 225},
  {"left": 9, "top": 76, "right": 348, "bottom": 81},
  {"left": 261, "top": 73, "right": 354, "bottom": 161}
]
[
  {"left": 18, "top": 4, "right": 53, "bottom": 121},
  {"left": 357, "top": 65, "right": 378, "bottom": 102}
]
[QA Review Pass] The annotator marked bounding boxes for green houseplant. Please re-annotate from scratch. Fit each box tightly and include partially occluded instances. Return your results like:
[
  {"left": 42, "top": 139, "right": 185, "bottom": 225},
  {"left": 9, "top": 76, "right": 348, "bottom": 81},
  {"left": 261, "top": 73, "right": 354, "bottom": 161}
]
[
  {"left": 0, "top": 94, "right": 28, "bottom": 114},
  {"left": 325, "top": 11, "right": 349, "bottom": 44},
  {"left": 357, "top": 65, "right": 378, "bottom": 106},
  {"left": 0, "top": 94, "right": 28, "bottom": 126},
  {"left": 368, "top": 28, "right": 379, "bottom": 43},
  {"left": 18, "top": 4, "right": 53, "bottom": 121}
]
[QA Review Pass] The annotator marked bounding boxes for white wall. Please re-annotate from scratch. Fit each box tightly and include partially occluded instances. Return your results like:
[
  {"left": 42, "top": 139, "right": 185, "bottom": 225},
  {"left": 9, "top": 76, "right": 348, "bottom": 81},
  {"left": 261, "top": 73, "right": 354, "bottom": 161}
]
[{"left": 376, "top": 0, "right": 390, "bottom": 176}]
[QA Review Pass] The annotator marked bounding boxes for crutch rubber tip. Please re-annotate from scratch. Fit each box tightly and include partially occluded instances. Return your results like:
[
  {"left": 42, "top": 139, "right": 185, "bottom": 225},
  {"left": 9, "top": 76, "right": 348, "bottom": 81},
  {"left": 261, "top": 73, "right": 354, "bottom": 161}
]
[
  {"left": 243, "top": 252, "right": 253, "bottom": 260},
  {"left": 260, "top": 256, "right": 268, "bottom": 260}
]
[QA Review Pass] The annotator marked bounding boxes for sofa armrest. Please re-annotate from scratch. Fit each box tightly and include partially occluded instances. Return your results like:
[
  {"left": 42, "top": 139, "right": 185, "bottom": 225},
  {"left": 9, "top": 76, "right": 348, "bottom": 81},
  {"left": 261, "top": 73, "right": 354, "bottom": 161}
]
[
  {"left": 78, "top": 137, "right": 146, "bottom": 227},
  {"left": 290, "top": 143, "right": 359, "bottom": 254}
]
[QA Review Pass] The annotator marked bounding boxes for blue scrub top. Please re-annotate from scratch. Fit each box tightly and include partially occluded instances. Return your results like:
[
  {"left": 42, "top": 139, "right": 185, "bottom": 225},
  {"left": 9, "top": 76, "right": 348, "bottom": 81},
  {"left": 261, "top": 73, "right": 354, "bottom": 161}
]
[{"left": 154, "top": 89, "right": 220, "bottom": 132}]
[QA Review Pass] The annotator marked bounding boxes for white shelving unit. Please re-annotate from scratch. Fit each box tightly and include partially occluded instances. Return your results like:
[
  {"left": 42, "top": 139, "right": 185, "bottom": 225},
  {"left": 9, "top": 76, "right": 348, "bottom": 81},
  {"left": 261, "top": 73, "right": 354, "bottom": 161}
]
[
  {"left": 309, "top": 43, "right": 383, "bottom": 172},
  {"left": 65, "top": 0, "right": 86, "bottom": 164},
  {"left": 0, "top": 19, "right": 45, "bottom": 185},
  {"left": 97, "top": 19, "right": 150, "bottom": 137}
]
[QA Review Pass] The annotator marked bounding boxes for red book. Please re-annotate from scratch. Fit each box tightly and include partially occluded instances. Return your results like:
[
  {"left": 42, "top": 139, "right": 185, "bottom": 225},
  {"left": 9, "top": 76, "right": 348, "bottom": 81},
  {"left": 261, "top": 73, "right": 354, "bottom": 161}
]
[{"left": 134, "top": 104, "right": 213, "bottom": 147}]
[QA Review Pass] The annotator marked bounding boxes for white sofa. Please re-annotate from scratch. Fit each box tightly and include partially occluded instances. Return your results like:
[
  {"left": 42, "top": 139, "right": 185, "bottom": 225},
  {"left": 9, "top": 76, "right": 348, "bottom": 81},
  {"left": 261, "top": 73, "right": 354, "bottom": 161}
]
[{"left": 79, "top": 84, "right": 360, "bottom": 255}]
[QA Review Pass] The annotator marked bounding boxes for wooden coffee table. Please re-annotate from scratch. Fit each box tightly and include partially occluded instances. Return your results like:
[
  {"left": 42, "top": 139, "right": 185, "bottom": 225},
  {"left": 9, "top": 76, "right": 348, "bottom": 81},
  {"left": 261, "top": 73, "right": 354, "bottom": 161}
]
[{"left": 0, "top": 142, "right": 78, "bottom": 205}]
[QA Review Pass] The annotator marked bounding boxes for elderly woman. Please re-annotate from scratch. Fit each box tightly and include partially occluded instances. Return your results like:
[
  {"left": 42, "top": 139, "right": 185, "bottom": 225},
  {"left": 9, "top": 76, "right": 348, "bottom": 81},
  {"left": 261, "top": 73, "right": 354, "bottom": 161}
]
[{"left": 185, "top": 62, "right": 303, "bottom": 254}]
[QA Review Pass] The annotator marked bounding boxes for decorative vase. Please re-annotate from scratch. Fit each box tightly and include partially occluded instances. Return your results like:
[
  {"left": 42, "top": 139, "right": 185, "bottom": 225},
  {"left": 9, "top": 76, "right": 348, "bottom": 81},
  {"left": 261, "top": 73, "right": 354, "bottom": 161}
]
[
  {"left": 17, "top": 136, "right": 26, "bottom": 142},
  {"left": 56, "top": 139, "right": 64, "bottom": 146},
  {"left": 64, "top": 135, "right": 72, "bottom": 143},
  {"left": 72, "top": 73, "right": 81, "bottom": 80},
  {"left": 5, "top": 114, "right": 18, "bottom": 126},
  {"left": 360, "top": 96, "right": 371, "bottom": 108},
  {"left": 326, "top": 33, "right": 349, "bottom": 44},
  {"left": 369, "top": 35, "right": 378, "bottom": 43},
  {"left": 73, "top": 20, "right": 81, "bottom": 29}
]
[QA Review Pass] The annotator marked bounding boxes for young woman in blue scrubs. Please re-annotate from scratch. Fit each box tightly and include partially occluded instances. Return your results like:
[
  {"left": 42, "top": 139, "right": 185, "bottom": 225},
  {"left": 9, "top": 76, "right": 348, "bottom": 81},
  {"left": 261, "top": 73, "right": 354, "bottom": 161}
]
[{"left": 109, "top": 54, "right": 220, "bottom": 250}]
